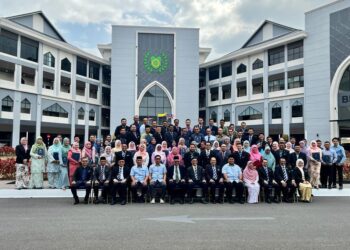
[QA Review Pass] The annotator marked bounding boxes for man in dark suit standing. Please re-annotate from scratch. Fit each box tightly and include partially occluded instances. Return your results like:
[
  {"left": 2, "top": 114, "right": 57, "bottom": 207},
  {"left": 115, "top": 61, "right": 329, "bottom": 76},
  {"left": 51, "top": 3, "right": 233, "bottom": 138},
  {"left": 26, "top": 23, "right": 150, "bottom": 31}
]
[
  {"left": 110, "top": 159, "right": 130, "bottom": 205},
  {"left": 115, "top": 144, "right": 134, "bottom": 168},
  {"left": 184, "top": 143, "right": 200, "bottom": 167},
  {"left": 173, "top": 119, "right": 182, "bottom": 135},
  {"left": 199, "top": 142, "right": 216, "bottom": 168},
  {"left": 126, "top": 124, "right": 140, "bottom": 145},
  {"left": 117, "top": 127, "right": 128, "bottom": 145},
  {"left": 258, "top": 159, "right": 280, "bottom": 203},
  {"left": 165, "top": 125, "right": 179, "bottom": 146},
  {"left": 243, "top": 128, "right": 258, "bottom": 146},
  {"left": 114, "top": 118, "right": 129, "bottom": 139},
  {"left": 195, "top": 117, "right": 206, "bottom": 135},
  {"left": 187, "top": 158, "right": 208, "bottom": 204},
  {"left": 257, "top": 133, "right": 267, "bottom": 152},
  {"left": 274, "top": 157, "right": 297, "bottom": 203},
  {"left": 206, "top": 118, "right": 218, "bottom": 136},
  {"left": 167, "top": 156, "right": 187, "bottom": 204},
  {"left": 206, "top": 157, "right": 224, "bottom": 204},
  {"left": 216, "top": 144, "right": 230, "bottom": 167},
  {"left": 232, "top": 143, "right": 250, "bottom": 169},
  {"left": 273, "top": 142, "right": 291, "bottom": 166},
  {"left": 70, "top": 157, "right": 93, "bottom": 205},
  {"left": 92, "top": 156, "right": 111, "bottom": 204},
  {"left": 289, "top": 145, "right": 307, "bottom": 169},
  {"left": 153, "top": 126, "right": 164, "bottom": 145}
]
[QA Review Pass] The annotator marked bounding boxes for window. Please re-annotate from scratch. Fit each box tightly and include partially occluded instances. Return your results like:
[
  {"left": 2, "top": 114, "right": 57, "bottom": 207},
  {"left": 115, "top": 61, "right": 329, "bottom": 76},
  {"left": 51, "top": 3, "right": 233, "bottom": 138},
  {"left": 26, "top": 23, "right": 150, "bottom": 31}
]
[
  {"left": 222, "top": 85, "right": 231, "bottom": 99},
  {"left": 102, "top": 87, "right": 111, "bottom": 106},
  {"left": 238, "top": 106, "right": 262, "bottom": 121},
  {"left": 199, "top": 68, "right": 206, "bottom": 88},
  {"left": 199, "top": 90, "right": 206, "bottom": 108},
  {"left": 60, "top": 76, "right": 71, "bottom": 93},
  {"left": 43, "top": 52, "right": 55, "bottom": 67},
  {"left": 224, "top": 109, "right": 230, "bottom": 122},
  {"left": 237, "top": 63, "right": 247, "bottom": 74},
  {"left": 0, "top": 59, "right": 15, "bottom": 82},
  {"left": 76, "top": 57, "right": 87, "bottom": 76},
  {"left": 209, "top": 65, "right": 219, "bottom": 80},
  {"left": 61, "top": 58, "right": 71, "bottom": 72},
  {"left": 21, "top": 66, "right": 35, "bottom": 86},
  {"left": 76, "top": 81, "right": 85, "bottom": 96},
  {"left": 102, "top": 108, "right": 110, "bottom": 127},
  {"left": 89, "top": 84, "right": 98, "bottom": 99},
  {"left": 102, "top": 65, "right": 111, "bottom": 85},
  {"left": 78, "top": 108, "right": 84, "bottom": 120},
  {"left": 221, "top": 62, "right": 232, "bottom": 77},
  {"left": 288, "top": 69, "right": 304, "bottom": 89},
  {"left": 21, "top": 99, "right": 31, "bottom": 114},
  {"left": 89, "top": 109, "right": 95, "bottom": 121},
  {"left": 1, "top": 96, "right": 13, "bottom": 112},
  {"left": 43, "top": 103, "right": 68, "bottom": 118},
  {"left": 268, "top": 73, "right": 285, "bottom": 92},
  {"left": 252, "top": 59, "right": 263, "bottom": 70},
  {"left": 268, "top": 46, "right": 284, "bottom": 66},
  {"left": 252, "top": 78, "right": 263, "bottom": 94},
  {"left": 21, "top": 37, "right": 38, "bottom": 62},
  {"left": 0, "top": 29, "right": 18, "bottom": 56},
  {"left": 89, "top": 61, "right": 100, "bottom": 80},
  {"left": 292, "top": 100, "right": 303, "bottom": 118},
  {"left": 42, "top": 71, "right": 54, "bottom": 90},
  {"left": 272, "top": 103, "right": 282, "bottom": 119},
  {"left": 210, "top": 87, "right": 219, "bottom": 101},
  {"left": 237, "top": 81, "right": 247, "bottom": 97},
  {"left": 211, "top": 111, "right": 217, "bottom": 123},
  {"left": 288, "top": 40, "right": 303, "bottom": 61}
]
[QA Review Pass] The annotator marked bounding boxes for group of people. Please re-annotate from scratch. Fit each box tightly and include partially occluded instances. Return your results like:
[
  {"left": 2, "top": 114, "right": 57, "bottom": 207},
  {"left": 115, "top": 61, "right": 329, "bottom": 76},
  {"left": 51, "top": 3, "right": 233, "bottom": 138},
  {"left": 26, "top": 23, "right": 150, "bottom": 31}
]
[{"left": 14, "top": 116, "right": 347, "bottom": 205}]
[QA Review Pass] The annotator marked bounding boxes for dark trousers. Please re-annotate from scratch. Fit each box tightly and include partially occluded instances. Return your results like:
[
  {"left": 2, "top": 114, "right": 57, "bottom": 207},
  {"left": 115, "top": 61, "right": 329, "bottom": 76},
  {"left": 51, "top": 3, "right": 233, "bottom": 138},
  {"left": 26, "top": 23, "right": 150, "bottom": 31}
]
[
  {"left": 208, "top": 181, "right": 224, "bottom": 200},
  {"left": 260, "top": 182, "right": 280, "bottom": 200},
  {"left": 131, "top": 181, "right": 148, "bottom": 200},
  {"left": 111, "top": 182, "right": 127, "bottom": 201},
  {"left": 320, "top": 163, "right": 332, "bottom": 187},
  {"left": 331, "top": 164, "right": 343, "bottom": 187},
  {"left": 277, "top": 182, "right": 296, "bottom": 200},
  {"left": 71, "top": 182, "right": 91, "bottom": 201},
  {"left": 149, "top": 181, "right": 166, "bottom": 199},
  {"left": 224, "top": 181, "right": 243, "bottom": 201},
  {"left": 187, "top": 181, "right": 208, "bottom": 199},
  {"left": 168, "top": 181, "right": 187, "bottom": 199},
  {"left": 93, "top": 182, "right": 109, "bottom": 200}
]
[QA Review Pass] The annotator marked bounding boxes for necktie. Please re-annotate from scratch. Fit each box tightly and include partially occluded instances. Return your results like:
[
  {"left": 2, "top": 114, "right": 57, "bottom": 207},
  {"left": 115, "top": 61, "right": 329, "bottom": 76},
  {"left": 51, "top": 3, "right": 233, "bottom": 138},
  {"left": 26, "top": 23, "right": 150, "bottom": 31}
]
[
  {"left": 194, "top": 166, "right": 198, "bottom": 180},
  {"left": 117, "top": 167, "right": 122, "bottom": 180},
  {"left": 264, "top": 167, "right": 269, "bottom": 182},
  {"left": 207, "top": 136, "right": 210, "bottom": 142},
  {"left": 206, "top": 150, "right": 210, "bottom": 157},
  {"left": 175, "top": 166, "right": 180, "bottom": 182},
  {"left": 99, "top": 166, "right": 105, "bottom": 181},
  {"left": 222, "top": 152, "right": 225, "bottom": 159},
  {"left": 282, "top": 166, "right": 288, "bottom": 181},
  {"left": 212, "top": 166, "right": 217, "bottom": 180},
  {"left": 122, "top": 151, "right": 125, "bottom": 158}
]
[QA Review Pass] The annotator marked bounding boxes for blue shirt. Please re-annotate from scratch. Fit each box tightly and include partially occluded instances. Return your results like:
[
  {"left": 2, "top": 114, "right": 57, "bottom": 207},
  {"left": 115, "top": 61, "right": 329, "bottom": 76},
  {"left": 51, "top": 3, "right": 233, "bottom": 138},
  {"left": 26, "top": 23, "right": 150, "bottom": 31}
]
[
  {"left": 322, "top": 148, "right": 337, "bottom": 164},
  {"left": 222, "top": 163, "right": 241, "bottom": 182},
  {"left": 130, "top": 165, "right": 149, "bottom": 182},
  {"left": 331, "top": 145, "right": 346, "bottom": 164},
  {"left": 149, "top": 164, "right": 167, "bottom": 182}
]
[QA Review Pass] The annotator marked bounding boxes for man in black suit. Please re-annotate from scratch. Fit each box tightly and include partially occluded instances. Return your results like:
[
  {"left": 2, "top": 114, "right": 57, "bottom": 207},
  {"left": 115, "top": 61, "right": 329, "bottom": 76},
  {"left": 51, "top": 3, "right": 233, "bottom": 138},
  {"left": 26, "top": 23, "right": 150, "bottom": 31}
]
[
  {"left": 206, "top": 157, "right": 224, "bottom": 204},
  {"left": 115, "top": 144, "right": 133, "bottom": 168},
  {"left": 132, "top": 115, "right": 140, "bottom": 132},
  {"left": 257, "top": 133, "right": 267, "bottom": 152},
  {"left": 92, "top": 156, "right": 111, "bottom": 204},
  {"left": 165, "top": 125, "right": 178, "bottom": 146},
  {"left": 274, "top": 158, "right": 297, "bottom": 203},
  {"left": 258, "top": 159, "right": 280, "bottom": 203},
  {"left": 70, "top": 157, "right": 93, "bottom": 205},
  {"left": 243, "top": 128, "right": 258, "bottom": 146},
  {"left": 199, "top": 142, "right": 216, "bottom": 168},
  {"left": 195, "top": 117, "right": 206, "bottom": 135},
  {"left": 110, "top": 159, "right": 130, "bottom": 205},
  {"left": 114, "top": 118, "right": 129, "bottom": 138},
  {"left": 216, "top": 143, "right": 230, "bottom": 167},
  {"left": 206, "top": 118, "right": 218, "bottom": 136},
  {"left": 117, "top": 128, "right": 128, "bottom": 145},
  {"left": 232, "top": 143, "right": 250, "bottom": 169},
  {"left": 126, "top": 124, "right": 140, "bottom": 145},
  {"left": 153, "top": 126, "right": 164, "bottom": 145},
  {"left": 173, "top": 119, "right": 182, "bottom": 135},
  {"left": 289, "top": 145, "right": 307, "bottom": 169},
  {"left": 150, "top": 120, "right": 158, "bottom": 135},
  {"left": 161, "top": 121, "right": 169, "bottom": 138},
  {"left": 273, "top": 142, "right": 291, "bottom": 166},
  {"left": 167, "top": 156, "right": 187, "bottom": 204},
  {"left": 187, "top": 158, "right": 208, "bottom": 204},
  {"left": 184, "top": 143, "right": 200, "bottom": 167}
]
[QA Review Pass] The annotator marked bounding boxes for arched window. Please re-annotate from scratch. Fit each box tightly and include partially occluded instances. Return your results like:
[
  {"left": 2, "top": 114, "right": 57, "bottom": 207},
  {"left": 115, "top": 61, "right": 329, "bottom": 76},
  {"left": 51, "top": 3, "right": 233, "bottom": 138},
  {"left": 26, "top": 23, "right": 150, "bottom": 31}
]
[
  {"left": 89, "top": 109, "right": 95, "bottom": 121},
  {"left": 139, "top": 85, "right": 171, "bottom": 123},
  {"left": 237, "top": 63, "right": 247, "bottom": 74},
  {"left": 21, "top": 98, "right": 31, "bottom": 114},
  {"left": 43, "top": 52, "right": 55, "bottom": 67},
  {"left": 211, "top": 111, "right": 217, "bottom": 123},
  {"left": 43, "top": 103, "right": 68, "bottom": 118},
  {"left": 292, "top": 100, "right": 303, "bottom": 117},
  {"left": 338, "top": 65, "right": 350, "bottom": 120},
  {"left": 78, "top": 107, "right": 84, "bottom": 120},
  {"left": 1, "top": 96, "right": 13, "bottom": 112},
  {"left": 224, "top": 109, "right": 230, "bottom": 122},
  {"left": 238, "top": 106, "right": 262, "bottom": 120},
  {"left": 252, "top": 59, "right": 263, "bottom": 70},
  {"left": 272, "top": 103, "right": 282, "bottom": 119},
  {"left": 61, "top": 58, "right": 71, "bottom": 72}
]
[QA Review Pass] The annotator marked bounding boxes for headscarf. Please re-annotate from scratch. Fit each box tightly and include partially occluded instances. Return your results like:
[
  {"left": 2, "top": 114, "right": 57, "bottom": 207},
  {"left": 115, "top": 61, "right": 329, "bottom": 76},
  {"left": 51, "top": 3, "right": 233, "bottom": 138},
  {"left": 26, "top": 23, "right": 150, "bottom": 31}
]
[
  {"left": 261, "top": 146, "right": 276, "bottom": 171},
  {"left": 112, "top": 140, "right": 122, "bottom": 153},
  {"left": 232, "top": 138, "right": 241, "bottom": 152},
  {"left": 32, "top": 136, "right": 46, "bottom": 153},
  {"left": 243, "top": 161, "right": 258, "bottom": 183},
  {"left": 250, "top": 145, "right": 262, "bottom": 163},
  {"left": 83, "top": 141, "right": 92, "bottom": 158},
  {"left": 309, "top": 140, "right": 320, "bottom": 153},
  {"left": 161, "top": 141, "right": 168, "bottom": 151},
  {"left": 71, "top": 142, "right": 81, "bottom": 153},
  {"left": 61, "top": 137, "right": 71, "bottom": 157},
  {"left": 128, "top": 141, "right": 136, "bottom": 151},
  {"left": 137, "top": 143, "right": 148, "bottom": 157},
  {"left": 101, "top": 146, "right": 113, "bottom": 165},
  {"left": 271, "top": 141, "right": 279, "bottom": 151},
  {"left": 152, "top": 144, "right": 167, "bottom": 164},
  {"left": 285, "top": 142, "right": 294, "bottom": 153},
  {"left": 243, "top": 140, "right": 250, "bottom": 153},
  {"left": 167, "top": 147, "right": 183, "bottom": 166},
  {"left": 296, "top": 159, "right": 305, "bottom": 180},
  {"left": 212, "top": 141, "right": 220, "bottom": 151},
  {"left": 48, "top": 137, "right": 62, "bottom": 154}
]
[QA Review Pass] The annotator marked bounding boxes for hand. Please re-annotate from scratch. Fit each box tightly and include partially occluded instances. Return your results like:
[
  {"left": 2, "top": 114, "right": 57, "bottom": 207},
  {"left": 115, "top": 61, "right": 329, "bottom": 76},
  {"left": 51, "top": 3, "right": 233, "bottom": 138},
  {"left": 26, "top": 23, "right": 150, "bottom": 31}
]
[
  {"left": 202, "top": 180, "right": 206, "bottom": 183},
  {"left": 272, "top": 180, "right": 277, "bottom": 185},
  {"left": 264, "top": 180, "right": 268, "bottom": 185},
  {"left": 169, "top": 179, "right": 173, "bottom": 183},
  {"left": 210, "top": 179, "right": 215, "bottom": 183},
  {"left": 23, "top": 159, "right": 27, "bottom": 165},
  {"left": 104, "top": 181, "right": 109, "bottom": 184},
  {"left": 113, "top": 179, "right": 118, "bottom": 183},
  {"left": 72, "top": 181, "right": 76, "bottom": 185},
  {"left": 189, "top": 179, "right": 193, "bottom": 183}
]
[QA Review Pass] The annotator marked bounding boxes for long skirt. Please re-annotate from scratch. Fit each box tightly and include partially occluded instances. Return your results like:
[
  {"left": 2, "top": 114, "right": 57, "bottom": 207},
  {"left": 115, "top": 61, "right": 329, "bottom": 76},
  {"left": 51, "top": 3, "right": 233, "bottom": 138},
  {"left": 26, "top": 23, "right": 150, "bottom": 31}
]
[
  {"left": 309, "top": 160, "right": 321, "bottom": 187},
  {"left": 48, "top": 172, "right": 60, "bottom": 188},
  {"left": 59, "top": 166, "right": 69, "bottom": 189},
  {"left": 299, "top": 182, "right": 312, "bottom": 202},
  {"left": 30, "top": 173, "right": 44, "bottom": 188},
  {"left": 15, "top": 163, "right": 30, "bottom": 189},
  {"left": 245, "top": 182, "right": 260, "bottom": 203},
  {"left": 69, "top": 163, "right": 79, "bottom": 185}
]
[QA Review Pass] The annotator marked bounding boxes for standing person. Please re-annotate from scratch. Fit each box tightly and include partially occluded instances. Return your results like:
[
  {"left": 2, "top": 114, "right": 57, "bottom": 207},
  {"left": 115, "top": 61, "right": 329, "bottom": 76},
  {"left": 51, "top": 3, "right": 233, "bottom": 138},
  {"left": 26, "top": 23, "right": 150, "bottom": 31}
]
[
  {"left": 59, "top": 137, "right": 70, "bottom": 190},
  {"left": 167, "top": 147, "right": 183, "bottom": 167},
  {"left": 321, "top": 141, "right": 337, "bottom": 189},
  {"left": 112, "top": 140, "right": 122, "bottom": 153},
  {"left": 151, "top": 144, "right": 167, "bottom": 165},
  {"left": 184, "top": 143, "right": 200, "bottom": 167},
  {"left": 178, "top": 138, "right": 188, "bottom": 158},
  {"left": 29, "top": 137, "right": 47, "bottom": 189},
  {"left": 126, "top": 124, "right": 140, "bottom": 145},
  {"left": 308, "top": 140, "right": 322, "bottom": 189},
  {"left": 232, "top": 143, "right": 250, "bottom": 170},
  {"left": 70, "top": 157, "right": 93, "bottom": 205},
  {"left": 115, "top": 144, "right": 134, "bottom": 169},
  {"left": 82, "top": 141, "right": 96, "bottom": 166},
  {"left": 289, "top": 145, "right": 307, "bottom": 169},
  {"left": 243, "top": 161, "right": 260, "bottom": 204},
  {"left": 243, "top": 140, "right": 251, "bottom": 153},
  {"left": 114, "top": 118, "right": 130, "bottom": 138},
  {"left": 101, "top": 146, "right": 114, "bottom": 167},
  {"left": 294, "top": 159, "right": 312, "bottom": 202},
  {"left": 149, "top": 155, "right": 167, "bottom": 204},
  {"left": 130, "top": 156, "right": 149, "bottom": 203},
  {"left": 249, "top": 145, "right": 263, "bottom": 168},
  {"left": 67, "top": 142, "right": 81, "bottom": 185},
  {"left": 222, "top": 156, "right": 244, "bottom": 204},
  {"left": 331, "top": 137, "right": 347, "bottom": 190},
  {"left": 133, "top": 144, "right": 149, "bottom": 167},
  {"left": 261, "top": 146, "right": 276, "bottom": 172},
  {"left": 47, "top": 137, "right": 62, "bottom": 189},
  {"left": 15, "top": 137, "right": 31, "bottom": 189},
  {"left": 127, "top": 141, "right": 137, "bottom": 156}
]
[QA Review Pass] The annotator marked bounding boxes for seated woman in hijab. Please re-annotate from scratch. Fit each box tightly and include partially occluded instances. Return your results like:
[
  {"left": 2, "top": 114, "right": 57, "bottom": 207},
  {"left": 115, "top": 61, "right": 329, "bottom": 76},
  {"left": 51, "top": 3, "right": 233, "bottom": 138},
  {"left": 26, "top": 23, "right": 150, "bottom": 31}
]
[
  {"left": 243, "top": 161, "right": 260, "bottom": 204},
  {"left": 231, "top": 138, "right": 241, "bottom": 153},
  {"left": 101, "top": 146, "right": 114, "bottom": 167},
  {"left": 151, "top": 144, "right": 167, "bottom": 165},
  {"left": 249, "top": 145, "right": 263, "bottom": 168},
  {"left": 261, "top": 146, "right": 276, "bottom": 172},
  {"left": 243, "top": 140, "right": 251, "bottom": 153},
  {"left": 133, "top": 144, "right": 150, "bottom": 167},
  {"left": 167, "top": 147, "right": 184, "bottom": 167},
  {"left": 294, "top": 159, "right": 312, "bottom": 202},
  {"left": 127, "top": 141, "right": 137, "bottom": 157}
]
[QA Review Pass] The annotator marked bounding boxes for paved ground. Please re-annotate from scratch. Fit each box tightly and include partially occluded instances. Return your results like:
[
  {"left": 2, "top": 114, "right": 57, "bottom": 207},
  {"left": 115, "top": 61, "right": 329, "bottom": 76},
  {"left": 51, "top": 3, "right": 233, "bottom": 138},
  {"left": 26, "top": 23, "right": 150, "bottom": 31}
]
[{"left": 0, "top": 197, "right": 349, "bottom": 250}]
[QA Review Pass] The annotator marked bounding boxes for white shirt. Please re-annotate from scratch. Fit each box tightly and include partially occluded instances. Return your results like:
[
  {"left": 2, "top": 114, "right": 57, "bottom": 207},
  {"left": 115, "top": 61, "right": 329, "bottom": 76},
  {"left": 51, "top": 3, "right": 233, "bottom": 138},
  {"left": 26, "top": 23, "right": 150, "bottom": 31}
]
[{"left": 173, "top": 165, "right": 181, "bottom": 180}]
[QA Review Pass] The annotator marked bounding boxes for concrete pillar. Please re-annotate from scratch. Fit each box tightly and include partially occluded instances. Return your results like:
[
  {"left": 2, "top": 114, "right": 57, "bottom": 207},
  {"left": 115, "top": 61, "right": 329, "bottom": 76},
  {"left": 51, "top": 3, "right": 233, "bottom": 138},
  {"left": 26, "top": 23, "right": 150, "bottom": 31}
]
[
  {"left": 11, "top": 91, "right": 21, "bottom": 147},
  {"left": 84, "top": 103, "right": 89, "bottom": 143},
  {"left": 71, "top": 101, "right": 76, "bottom": 142},
  {"left": 263, "top": 100, "right": 269, "bottom": 136},
  {"left": 35, "top": 43, "right": 44, "bottom": 138},
  {"left": 282, "top": 99, "right": 290, "bottom": 137},
  {"left": 263, "top": 51, "right": 269, "bottom": 135}
]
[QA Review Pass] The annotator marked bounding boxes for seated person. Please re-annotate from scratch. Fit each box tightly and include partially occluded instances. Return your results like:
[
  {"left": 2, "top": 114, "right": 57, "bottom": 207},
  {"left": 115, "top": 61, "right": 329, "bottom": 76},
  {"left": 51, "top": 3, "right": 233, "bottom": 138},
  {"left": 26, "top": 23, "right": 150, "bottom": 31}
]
[
  {"left": 243, "top": 161, "right": 260, "bottom": 204},
  {"left": 110, "top": 159, "right": 130, "bottom": 205},
  {"left": 258, "top": 159, "right": 280, "bottom": 203},
  {"left": 205, "top": 157, "right": 224, "bottom": 204},
  {"left": 130, "top": 156, "right": 149, "bottom": 203},
  {"left": 93, "top": 156, "right": 111, "bottom": 204},
  {"left": 274, "top": 157, "right": 297, "bottom": 203},
  {"left": 149, "top": 155, "right": 167, "bottom": 204},
  {"left": 294, "top": 159, "right": 312, "bottom": 202},
  {"left": 222, "top": 155, "right": 244, "bottom": 204},
  {"left": 70, "top": 157, "right": 93, "bottom": 205},
  {"left": 167, "top": 156, "right": 187, "bottom": 204},
  {"left": 187, "top": 157, "right": 208, "bottom": 204}
]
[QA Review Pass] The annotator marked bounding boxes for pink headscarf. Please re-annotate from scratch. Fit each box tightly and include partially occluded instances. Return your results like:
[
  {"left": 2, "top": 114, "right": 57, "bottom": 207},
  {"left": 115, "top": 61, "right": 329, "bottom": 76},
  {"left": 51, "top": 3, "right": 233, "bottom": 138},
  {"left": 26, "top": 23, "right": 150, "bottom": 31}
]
[
  {"left": 137, "top": 144, "right": 148, "bottom": 157},
  {"left": 167, "top": 147, "right": 183, "bottom": 166},
  {"left": 243, "top": 161, "right": 258, "bottom": 183},
  {"left": 250, "top": 145, "right": 262, "bottom": 162},
  {"left": 83, "top": 141, "right": 92, "bottom": 158},
  {"left": 232, "top": 138, "right": 241, "bottom": 152}
]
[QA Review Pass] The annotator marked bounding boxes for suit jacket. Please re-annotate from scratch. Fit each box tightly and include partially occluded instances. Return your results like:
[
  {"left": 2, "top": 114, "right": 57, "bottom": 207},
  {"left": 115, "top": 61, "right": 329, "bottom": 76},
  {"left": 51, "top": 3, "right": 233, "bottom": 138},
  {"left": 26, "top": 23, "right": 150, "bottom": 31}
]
[
  {"left": 115, "top": 151, "right": 133, "bottom": 168},
  {"left": 184, "top": 151, "right": 200, "bottom": 167},
  {"left": 114, "top": 125, "right": 130, "bottom": 138},
  {"left": 73, "top": 166, "right": 93, "bottom": 182},
  {"left": 274, "top": 165, "right": 294, "bottom": 184},
  {"left": 272, "top": 150, "right": 291, "bottom": 166},
  {"left": 109, "top": 166, "right": 130, "bottom": 181},
  {"left": 126, "top": 131, "right": 140, "bottom": 145},
  {"left": 216, "top": 150, "right": 230, "bottom": 167},
  {"left": 243, "top": 134, "right": 258, "bottom": 146},
  {"left": 173, "top": 126, "right": 182, "bottom": 135},
  {"left": 93, "top": 165, "right": 111, "bottom": 182},
  {"left": 194, "top": 125, "right": 206, "bottom": 135},
  {"left": 294, "top": 167, "right": 310, "bottom": 185},
  {"left": 232, "top": 150, "right": 250, "bottom": 169},
  {"left": 165, "top": 131, "right": 179, "bottom": 146},
  {"left": 205, "top": 164, "right": 223, "bottom": 181},
  {"left": 289, "top": 152, "right": 307, "bottom": 168},
  {"left": 153, "top": 132, "right": 164, "bottom": 145},
  {"left": 187, "top": 165, "right": 206, "bottom": 181},
  {"left": 15, "top": 145, "right": 31, "bottom": 164},
  {"left": 117, "top": 134, "right": 128, "bottom": 145},
  {"left": 258, "top": 166, "right": 275, "bottom": 185},
  {"left": 199, "top": 150, "right": 217, "bottom": 168},
  {"left": 167, "top": 165, "right": 187, "bottom": 182},
  {"left": 206, "top": 125, "right": 218, "bottom": 136}
]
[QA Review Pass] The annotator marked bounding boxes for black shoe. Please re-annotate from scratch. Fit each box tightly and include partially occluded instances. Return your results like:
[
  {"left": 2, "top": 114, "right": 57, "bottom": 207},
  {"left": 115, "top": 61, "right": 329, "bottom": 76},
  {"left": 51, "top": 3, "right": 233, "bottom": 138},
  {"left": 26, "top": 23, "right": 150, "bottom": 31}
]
[
  {"left": 179, "top": 199, "right": 184, "bottom": 205},
  {"left": 332, "top": 185, "right": 337, "bottom": 189},
  {"left": 201, "top": 198, "right": 208, "bottom": 204},
  {"left": 110, "top": 200, "right": 116, "bottom": 205},
  {"left": 188, "top": 198, "right": 194, "bottom": 204},
  {"left": 229, "top": 199, "right": 235, "bottom": 204},
  {"left": 218, "top": 199, "right": 224, "bottom": 204},
  {"left": 339, "top": 186, "right": 343, "bottom": 190},
  {"left": 211, "top": 199, "right": 217, "bottom": 204},
  {"left": 170, "top": 199, "right": 175, "bottom": 205},
  {"left": 273, "top": 197, "right": 280, "bottom": 203},
  {"left": 93, "top": 199, "right": 99, "bottom": 204},
  {"left": 328, "top": 186, "right": 332, "bottom": 189},
  {"left": 84, "top": 199, "right": 89, "bottom": 204},
  {"left": 73, "top": 199, "right": 79, "bottom": 205},
  {"left": 266, "top": 199, "right": 271, "bottom": 204},
  {"left": 120, "top": 200, "right": 126, "bottom": 205},
  {"left": 239, "top": 199, "right": 245, "bottom": 204}
]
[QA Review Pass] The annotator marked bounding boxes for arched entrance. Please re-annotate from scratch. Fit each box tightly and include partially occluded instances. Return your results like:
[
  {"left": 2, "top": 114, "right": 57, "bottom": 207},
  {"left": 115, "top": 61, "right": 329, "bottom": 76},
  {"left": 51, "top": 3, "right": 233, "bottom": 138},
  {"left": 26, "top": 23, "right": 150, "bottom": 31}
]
[{"left": 137, "top": 82, "right": 173, "bottom": 124}]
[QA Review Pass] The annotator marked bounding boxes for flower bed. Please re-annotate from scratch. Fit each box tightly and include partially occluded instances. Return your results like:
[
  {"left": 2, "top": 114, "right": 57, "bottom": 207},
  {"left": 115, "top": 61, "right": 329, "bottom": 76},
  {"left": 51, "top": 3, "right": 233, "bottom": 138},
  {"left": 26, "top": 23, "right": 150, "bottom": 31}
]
[
  {"left": 0, "top": 146, "right": 16, "bottom": 180},
  {"left": 0, "top": 146, "right": 15, "bottom": 156}
]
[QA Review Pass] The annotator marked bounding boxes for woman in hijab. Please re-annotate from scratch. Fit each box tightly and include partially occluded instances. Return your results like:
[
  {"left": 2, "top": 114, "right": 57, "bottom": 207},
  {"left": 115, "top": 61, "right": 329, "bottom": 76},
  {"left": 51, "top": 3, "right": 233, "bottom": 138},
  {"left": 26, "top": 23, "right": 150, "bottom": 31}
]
[
  {"left": 167, "top": 147, "right": 183, "bottom": 167},
  {"left": 47, "top": 137, "right": 62, "bottom": 189},
  {"left": 152, "top": 144, "right": 167, "bottom": 165},
  {"left": 67, "top": 142, "right": 81, "bottom": 185},
  {"left": 243, "top": 140, "right": 251, "bottom": 153},
  {"left": 309, "top": 140, "right": 322, "bottom": 189},
  {"left": 243, "top": 161, "right": 260, "bottom": 204},
  {"left": 133, "top": 143, "right": 149, "bottom": 167},
  {"left": 15, "top": 137, "right": 31, "bottom": 189},
  {"left": 231, "top": 138, "right": 241, "bottom": 153},
  {"left": 294, "top": 159, "right": 312, "bottom": 202},
  {"left": 127, "top": 141, "right": 137, "bottom": 156},
  {"left": 147, "top": 137, "right": 157, "bottom": 160},
  {"left": 59, "top": 137, "right": 70, "bottom": 190},
  {"left": 299, "top": 140, "right": 310, "bottom": 156},
  {"left": 101, "top": 146, "right": 114, "bottom": 167},
  {"left": 250, "top": 145, "right": 263, "bottom": 168},
  {"left": 29, "top": 136, "right": 47, "bottom": 189},
  {"left": 178, "top": 138, "right": 188, "bottom": 158},
  {"left": 82, "top": 141, "right": 96, "bottom": 166},
  {"left": 112, "top": 140, "right": 122, "bottom": 153},
  {"left": 161, "top": 141, "right": 170, "bottom": 157},
  {"left": 261, "top": 146, "right": 276, "bottom": 171},
  {"left": 211, "top": 141, "right": 220, "bottom": 152},
  {"left": 285, "top": 142, "right": 295, "bottom": 153}
]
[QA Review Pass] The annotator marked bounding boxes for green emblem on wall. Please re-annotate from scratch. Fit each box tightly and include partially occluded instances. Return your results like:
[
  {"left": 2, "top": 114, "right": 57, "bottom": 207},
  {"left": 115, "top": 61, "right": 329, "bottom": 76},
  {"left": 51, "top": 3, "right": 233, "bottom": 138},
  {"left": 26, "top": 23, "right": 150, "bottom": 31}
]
[{"left": 143, "top": 50, "right": 168, "bottom": 73}]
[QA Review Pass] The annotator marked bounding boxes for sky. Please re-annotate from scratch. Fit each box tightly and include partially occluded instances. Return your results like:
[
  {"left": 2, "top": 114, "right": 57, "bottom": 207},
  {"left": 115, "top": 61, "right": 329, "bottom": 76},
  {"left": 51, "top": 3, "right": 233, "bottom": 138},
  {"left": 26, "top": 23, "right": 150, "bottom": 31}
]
[{"left": 0, "top": 0, "right": 336, "bottom": 61}]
